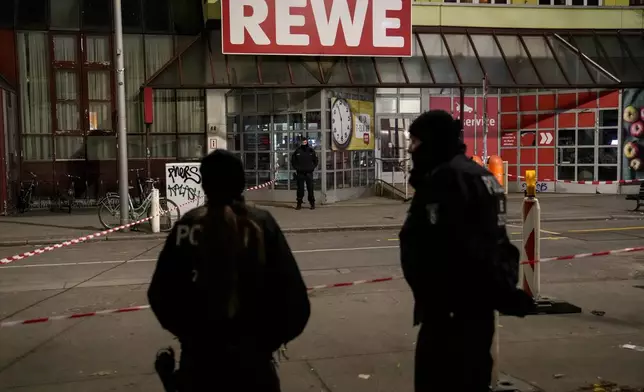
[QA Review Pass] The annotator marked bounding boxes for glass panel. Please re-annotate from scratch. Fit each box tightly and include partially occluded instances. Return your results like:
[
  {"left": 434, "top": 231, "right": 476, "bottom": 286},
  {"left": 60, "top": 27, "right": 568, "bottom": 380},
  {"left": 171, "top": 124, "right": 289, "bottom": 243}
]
[
  {"left": 469, "top": 34, "right": 514, "bottom": 86},
  {"left": 56, "top": 136, "right": 85, "bottom": 159},
  {"left": 577, "top": 166, "right": 594, "bottom": 181},
  {"left": 86, "top": 36, "right": 110, "bottom": 64},
  {"left": 495, "top": 35, "right": 540, "bottom": 85},
  {"left": 89, "top": 102, "right": 111, "bottom": 130},
  {"left": 290, "top": 60, "right": 323, "bottom": 85},
  {"left": 566, "top": 35, "right": 618, "bottom": 80},
  {"left": 577, "top": 129, "right": 595, "bottom": 145},
  {"left": 227, "top": 95, "right": 240, "bottom": 113},
  {"left": 598, "top": 166, "right": 617, "bottom": 181},
  {"left": 87, "top": 136, "right": 116, "bottom": 159},
  {"left": 548, "top": 36, "right": 594, "bottom": 85},
  {"left": 151, "top": 90, "right": 176, "bottom": 133},
  {"left": 178, "top": 135, "right": 203, "bottom": 159},
  {"left": 599, "top": 110, "right": 618, "bottom": 128},
  {"left": 260, "top": 57, "right": 291, "bottom": 85},
  {"left": 558, "top": 148, "right": 576, "bottom": 164},
  {"left": 327, "top": 60, "right": 352, "bottom": 84},
  {"left": 127, "top": 135, "right": 146, "bottom": 158},
  {"left": 124, "top": 35, "right": 144, "bottom": 133},
  {"left": 558, "top": 165, "right": 575, "bottom": 180},
  {"left": 228, "top": 56, "right": 259, "bottom": 84},
  {"left": 122, "top": 0, "right": 143, "bottom": 31},
  {"left": 244, "top": 153, "right": 257, "bottom": 170},
  {"left": 557, "top": 129, "right": 575, "bottom": 146},
  {"left": 594, "top": 35, "right": 638, "bottom": 82},
  {"left": 306, "top": 111, "right": 321, "bottom": 130},
  {"left": 599, "top": 128, "right": 618, "bottom": 146},
  {"left": 376, "top": 58, "right": 406, "bottom": 83},
  {"left": 177, "top": 90, "right": 204, "bottom": 133},
  {"left": 53, "top": 36, "right": 77, "bottom": 62},
  {"left": 87, "top": 71, "right": 110, "bottom": 100},
  {"left": 443, "top": 34, "right": 484, "bottom": 83},
  {"left": 256, "top": 93, "right": 271, "bottom": 113},
  {"left": 521, "top": 36, "right": 567, "bottom": 85},
  {"left": 290, "top": 91, "right": 306, "bottom": 111},
  {"left": 178, "top": 40, "right": 210, "bottom": 86},
  {"left": 419, "top": 34, "right": 458, "bottom": 84},
  {"left": 22, "top": 136, "right": 53, "bottom": 161},
  {"left": 290, "top": 113, "right": 305, "bottom": 131},
  {"left": 347, "top": 57, "right": 379, "bottom": 84},
  {"left": 598, "top": 147, "right": 617, "bottom": 164},
  {"left": 399, "top": 97, "right": 421, "bottom": 113},
  {"left": 377, "top": 97, "right": 397, "bottom": 113},
  {"left": 17, "top": 32, "right": 52, "bottom": 135},
  {"left": 50, "top": 0, "right": 80, "bottom": 29},
  {"left": 258, "top": 153, "right": 271, "bottom": 170},
  {"left": 242, "top": 95, "right": 256, "bottom": 113},
  {"left": 577, "top": 147, "right": 595, "bottom": 164},
  {"left": 144, "top": 35, "right": 173, "bottom": 79},
  {"left": 82, "top": 0, "right": 111, "bottom": 28},
  {"left": 150, "top": 135, "right": 175, "bottom": 157},
  {"left": 56, "top": 71, "right": 80, "bottom": 132},
  {"left": 17, "top": 0, "right": 48, "bottom": 29},
  {"left": 143, "top": 0, "right": 171, "bottom": 32}
]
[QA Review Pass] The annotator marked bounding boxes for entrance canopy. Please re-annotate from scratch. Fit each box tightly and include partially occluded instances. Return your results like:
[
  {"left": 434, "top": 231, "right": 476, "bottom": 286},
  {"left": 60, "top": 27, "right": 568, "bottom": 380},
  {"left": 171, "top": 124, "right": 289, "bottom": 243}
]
[{"left": 145, "top": 28, "right": 644, "bottom": 90}]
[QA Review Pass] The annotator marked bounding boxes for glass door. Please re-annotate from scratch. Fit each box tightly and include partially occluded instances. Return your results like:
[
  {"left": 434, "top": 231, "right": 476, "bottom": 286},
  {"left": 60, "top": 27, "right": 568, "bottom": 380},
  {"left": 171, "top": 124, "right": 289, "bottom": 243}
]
[{"left": 377, "top": 117, "right": 410, "bottom": 185}]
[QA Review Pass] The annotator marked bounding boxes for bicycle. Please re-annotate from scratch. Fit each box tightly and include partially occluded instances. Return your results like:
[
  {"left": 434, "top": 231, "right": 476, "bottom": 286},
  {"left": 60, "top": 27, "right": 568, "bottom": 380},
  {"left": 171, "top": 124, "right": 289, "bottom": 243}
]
[
  {"left": 50, "top": 174, "right": 81, "bottom": 214},
  {"left": 17, "top": 172, "right": 38, "bottom": 214},
  {"left": 97, "top": 170, "right": 180, "bottom": 232}
]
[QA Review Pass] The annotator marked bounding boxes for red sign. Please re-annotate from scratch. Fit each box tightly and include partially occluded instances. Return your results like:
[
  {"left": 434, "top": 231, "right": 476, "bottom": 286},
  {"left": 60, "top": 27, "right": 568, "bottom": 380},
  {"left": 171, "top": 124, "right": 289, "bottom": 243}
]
[
  {"left": 428, "top": 96, "right": 499, "bottom": 157},
  {"left": 501, "top": 132, "right": 517, "bottom": 147},
  {"left": 221, "top": 0, "right": 413, "bottom": 57},
  {"left": 538, "top": 131, "right": 554, "bottom": 146}
]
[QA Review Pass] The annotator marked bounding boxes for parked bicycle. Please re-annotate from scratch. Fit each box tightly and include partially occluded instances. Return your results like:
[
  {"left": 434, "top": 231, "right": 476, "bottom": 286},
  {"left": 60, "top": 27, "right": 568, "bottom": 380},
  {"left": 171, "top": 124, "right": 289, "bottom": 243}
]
[
  {"left": 17, "top": 172, "right": 38, "bottom": 213},
  {"left": 97, "top": 169, "right": 179, "bottom": 232},
  {"left": 50, "top": 174, "right": 81, "bottom": 214}
]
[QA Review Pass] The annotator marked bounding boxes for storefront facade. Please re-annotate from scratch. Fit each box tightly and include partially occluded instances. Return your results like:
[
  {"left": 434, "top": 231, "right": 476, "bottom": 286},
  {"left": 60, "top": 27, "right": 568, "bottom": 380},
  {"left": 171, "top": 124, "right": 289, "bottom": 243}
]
[{"left": 1, "top": 0, "right": 644, "bottom": 209}]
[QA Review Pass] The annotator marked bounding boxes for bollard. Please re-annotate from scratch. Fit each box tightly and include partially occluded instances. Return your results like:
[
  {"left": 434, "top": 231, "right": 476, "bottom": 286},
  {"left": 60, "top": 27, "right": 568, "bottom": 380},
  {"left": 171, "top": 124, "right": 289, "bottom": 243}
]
[
  {"left": 520, "top": 170, "right": 540, "bottom": 298},
  {"left": 151, "top": 188, "right": 160, "bottom": 233}
]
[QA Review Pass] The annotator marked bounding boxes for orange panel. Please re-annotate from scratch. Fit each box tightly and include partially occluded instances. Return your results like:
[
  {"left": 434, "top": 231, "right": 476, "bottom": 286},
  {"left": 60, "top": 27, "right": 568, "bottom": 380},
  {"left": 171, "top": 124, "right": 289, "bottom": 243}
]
[
  {"left": 520, "top": 148, "right": 536, "bottom": 165},
  {"left": 558, "top": 93, "right": 577, "bottom": 110},
  {"left": 537, "top": 148, "right": 555, "bottom": 164},
  {"left": 501, "top": 96, "right": 518, "bottom": 112},
  {"left": 558, "top": 112, "right": 576, "bottom": 128},
  {"left": 501, "top": 113, "right": 518, "bottom": 130},
  {"left": 599, "top": 90, "right": 619, "bottom": 108},
  {"left": 538, "top": 94, "right": 556, "bottom": 111},
  {"left": 537, "top": 114, "right": 555, "bottom": 129},
  {"left": 538, "top": 166, "right": 555, "bottom": 182},
  {"left": 501, "top": 148, "right": 518, "bottom": 164},
  {"left": 519, "top": 95, "right": 537, "bottom": 112},
  {"left": 520, "top": 114, "right": 537, "bottom": 129},
  {"left": 578, "top": 112, "right": 596, "bottom": 128}
]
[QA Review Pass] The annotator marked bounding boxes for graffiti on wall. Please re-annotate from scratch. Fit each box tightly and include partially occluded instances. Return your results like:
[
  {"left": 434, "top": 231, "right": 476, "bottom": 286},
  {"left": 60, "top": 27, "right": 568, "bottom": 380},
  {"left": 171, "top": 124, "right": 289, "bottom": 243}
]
[
  {"left": 165, "top": 163, "right": 204, "bottom": 215},
  {"left": 622, "top": 90, "right": 644, "bottom": 179}
]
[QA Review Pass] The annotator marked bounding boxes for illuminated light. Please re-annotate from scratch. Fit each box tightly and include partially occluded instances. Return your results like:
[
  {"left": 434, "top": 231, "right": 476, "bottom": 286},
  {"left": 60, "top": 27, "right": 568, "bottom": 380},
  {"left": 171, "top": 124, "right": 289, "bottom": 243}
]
[{"left": 525, "top": 170, "right": 536, "bottom": 197}]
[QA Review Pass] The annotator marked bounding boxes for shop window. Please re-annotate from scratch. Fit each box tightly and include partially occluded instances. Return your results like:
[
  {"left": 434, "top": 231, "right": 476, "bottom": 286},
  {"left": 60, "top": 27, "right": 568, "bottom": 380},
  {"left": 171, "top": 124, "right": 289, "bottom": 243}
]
[
  {"left": 50, "top": 0, "right": 80, "bottom": 29},
  {"left": 16, "top": 0, "right": 48, "bottom": 29},
  {"left": 599, "top": 128, "right": 618, "bottom": 146},
  {"left": 557, "top": 166, "right": 575, "bottom": 181},
  {"left": 577, "top": 129, "right": 595, "bottom": 146},
  {"left": 557, "top": 129, "right": 575, "bottom": 146},
  {"left": 121, "top": 0, "right": 143, "bottom": 32},
  {"left": 598, "top": 166, "right": 617, "bottom": 181},
  {"left": 599, "top": 110, "right": 618, "bottom": 128},
  {"left": 82, "top": 0, "right": 111, "bottom": 30}
]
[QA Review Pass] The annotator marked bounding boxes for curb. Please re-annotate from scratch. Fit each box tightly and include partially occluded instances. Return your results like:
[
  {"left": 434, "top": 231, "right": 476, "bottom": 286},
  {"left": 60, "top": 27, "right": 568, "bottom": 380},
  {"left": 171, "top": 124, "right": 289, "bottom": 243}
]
[{"left": 0, "top": 214, "right": 642, "bottom": 247}]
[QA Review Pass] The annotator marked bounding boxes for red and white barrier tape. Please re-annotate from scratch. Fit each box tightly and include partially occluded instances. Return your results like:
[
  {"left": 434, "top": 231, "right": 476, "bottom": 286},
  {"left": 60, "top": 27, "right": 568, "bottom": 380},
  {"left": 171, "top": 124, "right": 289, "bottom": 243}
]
[
  {"left": 0, "top": 275, "right": 402, "bottom": 328},
  {"left": 0, "top": 179, "right": 277, "bottom": 265},
  {"left": 508, "top": 173, "right": 642, "bottom": 186},
  {"left": 520, "top": 245, "right": 644, "bottom": 266}
]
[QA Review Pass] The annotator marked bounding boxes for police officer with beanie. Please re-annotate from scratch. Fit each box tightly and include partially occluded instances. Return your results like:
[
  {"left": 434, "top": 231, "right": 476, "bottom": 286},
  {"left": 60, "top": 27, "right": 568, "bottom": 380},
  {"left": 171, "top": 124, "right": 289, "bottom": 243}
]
[
  {"left": 290, "top": 138, "right": 318, "bottom": 210},
  {"left": 399, "top": 110, "right": 535, "bottom": 392},
  {"left": 149, "top": 150, "right": 310, "bottom": 391}
]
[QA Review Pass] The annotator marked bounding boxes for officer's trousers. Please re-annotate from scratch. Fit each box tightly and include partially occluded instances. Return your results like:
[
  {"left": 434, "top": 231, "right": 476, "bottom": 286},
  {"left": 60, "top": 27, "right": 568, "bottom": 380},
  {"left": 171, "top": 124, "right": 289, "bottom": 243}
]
[
  {"left": 295, "top": 172, "right": 315, "bottom": 204},
  {"left": 414, "top": 312, "right": 495, "bottom": 392}
]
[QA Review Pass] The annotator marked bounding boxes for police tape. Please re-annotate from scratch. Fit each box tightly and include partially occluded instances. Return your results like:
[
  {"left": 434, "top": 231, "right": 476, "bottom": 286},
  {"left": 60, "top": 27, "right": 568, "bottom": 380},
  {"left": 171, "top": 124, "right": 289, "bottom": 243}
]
[
  {"left": 508, "top": 173, "right": 641, "bottom": 186},
  {"left": 520, "top": 245, "right": 644, "bottom": 266},
  {"left": 0, "top": 276, "right": 403, "bottom": 328},
  {"left": 0, "top": 178, "right": 277, "bottom": 265}
]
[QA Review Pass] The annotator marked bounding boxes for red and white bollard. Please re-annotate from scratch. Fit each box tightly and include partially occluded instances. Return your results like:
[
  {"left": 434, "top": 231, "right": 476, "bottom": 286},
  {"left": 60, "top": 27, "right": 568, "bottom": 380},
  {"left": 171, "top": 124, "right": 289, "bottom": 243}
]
[{"left": 520, "top": 170, "right": 540, "bottom": 299}]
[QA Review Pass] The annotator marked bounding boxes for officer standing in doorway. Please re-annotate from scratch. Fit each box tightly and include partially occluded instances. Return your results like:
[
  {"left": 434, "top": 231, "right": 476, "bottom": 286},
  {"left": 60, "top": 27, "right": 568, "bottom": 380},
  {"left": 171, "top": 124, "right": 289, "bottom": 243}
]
[
  {"left": 149, "top": 150, "right": 310, "bottom": 392},
  {"left": 399, "top": 110, "right": 535, "bottom": 392},
  {"left": 290, "top": 138, "right": 318, "bottom": 210}
]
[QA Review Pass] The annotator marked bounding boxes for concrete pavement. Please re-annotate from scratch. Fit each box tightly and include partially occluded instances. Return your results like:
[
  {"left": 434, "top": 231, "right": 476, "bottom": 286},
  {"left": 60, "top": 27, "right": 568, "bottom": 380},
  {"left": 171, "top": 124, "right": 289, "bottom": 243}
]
[
  {"left": 0, "top": 194, "right": 643, "bottom": 246},
  {"left": 1, "top": 219, "right": 644, "bottom": 391}
]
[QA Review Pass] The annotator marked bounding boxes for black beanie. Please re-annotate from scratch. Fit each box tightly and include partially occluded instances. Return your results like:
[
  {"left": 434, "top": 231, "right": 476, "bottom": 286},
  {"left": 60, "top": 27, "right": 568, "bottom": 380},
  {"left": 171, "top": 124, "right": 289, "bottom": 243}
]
[
  {"left": 408, "top": 110, "right": 462, "bottom": 147},
  {"left": 200, "top": 149, "right": 246, "bottom": 204}
]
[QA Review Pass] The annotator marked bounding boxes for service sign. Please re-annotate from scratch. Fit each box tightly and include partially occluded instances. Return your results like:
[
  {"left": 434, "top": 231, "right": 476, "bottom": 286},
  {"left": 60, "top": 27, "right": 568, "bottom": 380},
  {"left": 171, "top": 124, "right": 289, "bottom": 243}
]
[{"left": 221, "top": 0, "right": 413, "bottom": 57}]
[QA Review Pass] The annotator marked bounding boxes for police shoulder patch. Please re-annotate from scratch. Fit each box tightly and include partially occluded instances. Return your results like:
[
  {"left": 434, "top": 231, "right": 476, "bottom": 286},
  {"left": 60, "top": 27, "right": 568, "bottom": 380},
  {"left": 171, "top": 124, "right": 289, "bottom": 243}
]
[{"left": 480, "top": 175, "right": 504, "bottom": 195}]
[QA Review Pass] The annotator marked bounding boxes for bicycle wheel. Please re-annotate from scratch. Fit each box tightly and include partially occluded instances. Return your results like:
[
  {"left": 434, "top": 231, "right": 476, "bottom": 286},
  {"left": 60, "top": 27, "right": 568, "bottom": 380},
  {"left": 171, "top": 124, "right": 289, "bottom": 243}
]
[
  {"left": 158, "top": 197, "right": 180, "bottom": 232},
  {"left": 98, "top": 195, "right": 123, "bottom": 229}
]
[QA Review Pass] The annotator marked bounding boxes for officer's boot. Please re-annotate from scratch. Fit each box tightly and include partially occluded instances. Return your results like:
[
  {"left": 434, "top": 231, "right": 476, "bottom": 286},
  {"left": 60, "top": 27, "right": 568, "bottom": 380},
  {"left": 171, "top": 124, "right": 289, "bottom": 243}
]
[
  {"left": 155, "top": 347, "right": 177, "bottom": 392},
  {"left": 310, "top": 201, "right": 315, "bottom": 210},
  {"left": 296, "top": 201, "right": 302, "bottom": 210}
]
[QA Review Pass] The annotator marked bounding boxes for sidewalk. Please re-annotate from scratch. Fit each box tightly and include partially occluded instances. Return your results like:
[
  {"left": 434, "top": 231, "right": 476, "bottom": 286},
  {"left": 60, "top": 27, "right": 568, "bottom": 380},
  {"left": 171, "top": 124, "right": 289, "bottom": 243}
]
[{"left": 0, "top": 194, "right": 641, "bottom": 246}]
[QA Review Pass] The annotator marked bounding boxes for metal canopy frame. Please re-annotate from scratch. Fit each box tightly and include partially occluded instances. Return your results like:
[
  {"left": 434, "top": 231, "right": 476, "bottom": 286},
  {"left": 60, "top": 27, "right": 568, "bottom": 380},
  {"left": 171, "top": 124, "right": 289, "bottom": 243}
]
[{"left": 143, "top": 28, "right": 644, "bottom": 90}]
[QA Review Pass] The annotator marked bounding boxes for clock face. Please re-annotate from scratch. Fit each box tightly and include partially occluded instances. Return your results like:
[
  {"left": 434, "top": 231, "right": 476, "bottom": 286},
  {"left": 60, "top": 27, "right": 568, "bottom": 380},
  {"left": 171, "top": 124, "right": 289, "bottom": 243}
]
[{"left": 331, "top": 98, "right": 352, "bottom": 149}]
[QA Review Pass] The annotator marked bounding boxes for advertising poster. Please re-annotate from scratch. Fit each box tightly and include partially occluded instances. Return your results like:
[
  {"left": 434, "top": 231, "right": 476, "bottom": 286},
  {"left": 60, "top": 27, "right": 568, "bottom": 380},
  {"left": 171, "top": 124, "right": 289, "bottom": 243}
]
[
  {"left": 165, "top": 162, "right": 205, "bottom": 216},
  {"left": 622, "top": 89, "right": 644, "bottom": 180},
  {"left": 330, "top": 97, "right": 375, "bottom": 151}
]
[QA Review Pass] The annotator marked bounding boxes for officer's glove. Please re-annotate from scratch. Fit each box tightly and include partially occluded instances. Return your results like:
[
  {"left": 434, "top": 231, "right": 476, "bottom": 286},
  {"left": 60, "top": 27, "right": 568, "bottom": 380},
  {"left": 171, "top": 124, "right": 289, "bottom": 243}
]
[{"left": 496, "top": 288, "right": 536, "bottom": 318}]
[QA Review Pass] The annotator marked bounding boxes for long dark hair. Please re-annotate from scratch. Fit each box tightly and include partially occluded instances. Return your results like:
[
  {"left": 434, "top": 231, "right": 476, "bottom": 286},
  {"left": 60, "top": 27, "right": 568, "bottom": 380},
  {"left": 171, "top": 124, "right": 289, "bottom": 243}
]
[{"left": 199, "top": 199, "right": 265, "bottom": 320}]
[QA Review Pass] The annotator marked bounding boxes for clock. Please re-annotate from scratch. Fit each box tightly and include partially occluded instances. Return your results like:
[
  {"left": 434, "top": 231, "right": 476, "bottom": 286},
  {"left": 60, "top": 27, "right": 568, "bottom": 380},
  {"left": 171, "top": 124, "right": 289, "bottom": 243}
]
[{"left": 331, "top": 97, "right": 353, "bottom": 150}]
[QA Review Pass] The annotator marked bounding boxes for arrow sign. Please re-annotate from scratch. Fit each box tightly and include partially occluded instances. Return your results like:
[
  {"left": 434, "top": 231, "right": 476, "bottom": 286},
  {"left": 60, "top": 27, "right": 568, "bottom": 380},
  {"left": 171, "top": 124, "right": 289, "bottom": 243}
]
[{"left": 539, "top": 132, "right": 553, "bottom": 146}]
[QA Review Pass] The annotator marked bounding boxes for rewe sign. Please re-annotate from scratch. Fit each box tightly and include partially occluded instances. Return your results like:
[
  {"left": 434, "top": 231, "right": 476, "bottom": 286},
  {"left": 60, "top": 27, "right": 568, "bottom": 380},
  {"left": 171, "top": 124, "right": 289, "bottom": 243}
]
[{"left": 221, "top": 0, "right": 412, "bottom": 57}]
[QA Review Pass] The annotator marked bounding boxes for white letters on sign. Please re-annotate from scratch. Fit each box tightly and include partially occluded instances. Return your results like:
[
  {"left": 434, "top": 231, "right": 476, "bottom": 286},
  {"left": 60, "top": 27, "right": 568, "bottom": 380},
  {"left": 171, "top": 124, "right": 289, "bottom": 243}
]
[{"left": 221, "top": 0, "right": 412, "bottom": 57}]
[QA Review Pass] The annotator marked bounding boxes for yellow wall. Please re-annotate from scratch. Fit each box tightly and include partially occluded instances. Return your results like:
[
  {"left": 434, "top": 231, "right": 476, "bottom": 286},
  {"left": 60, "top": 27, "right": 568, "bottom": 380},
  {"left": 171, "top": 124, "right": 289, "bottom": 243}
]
[{"left": 205, "top": 1, "right": 644, "bottom": 30}]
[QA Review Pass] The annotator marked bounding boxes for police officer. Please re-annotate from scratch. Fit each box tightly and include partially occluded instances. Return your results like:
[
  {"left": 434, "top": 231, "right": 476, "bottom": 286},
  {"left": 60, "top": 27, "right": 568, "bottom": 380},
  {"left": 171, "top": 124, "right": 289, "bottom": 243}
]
[
  {"left": 399, "top": 110, "right": 535, "bottom": 392},
  {"left": 290, "top": 138, "right": 318, "bottom": 210},
  {"left": 148, "top": 150, "right": 311, "bottom": 392}
]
